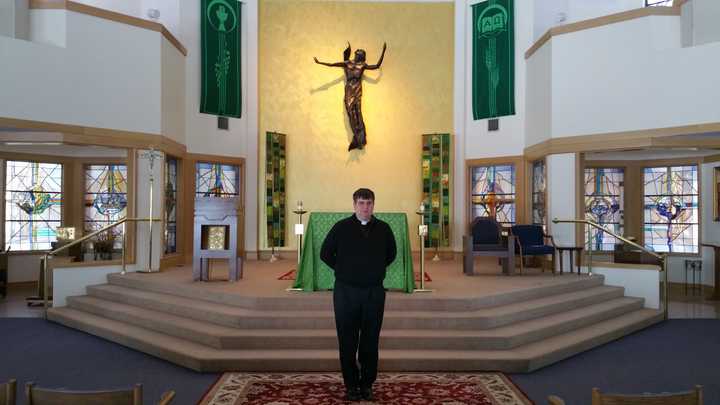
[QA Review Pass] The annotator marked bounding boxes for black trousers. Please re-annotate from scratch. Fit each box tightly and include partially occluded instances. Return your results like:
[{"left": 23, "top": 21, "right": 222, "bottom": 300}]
[{"left": 333, "top": 280, "right": 386, "bottom": 390}]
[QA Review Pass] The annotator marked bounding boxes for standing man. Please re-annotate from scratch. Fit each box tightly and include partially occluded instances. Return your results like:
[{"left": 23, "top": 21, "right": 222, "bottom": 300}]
[{"left": 320, "top": 188, "right": 397, "bottom": 401}]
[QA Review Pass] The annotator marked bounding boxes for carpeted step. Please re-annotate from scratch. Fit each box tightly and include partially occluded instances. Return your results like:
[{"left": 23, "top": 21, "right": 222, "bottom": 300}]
[
  {"left": 105, "top": 272, "right": 606, "bottom": 311},
  {"left": 65, "top": 294, "right": 644, "bottom": 350},
  {"left": 46, "top": 306, "right": 662, "bottom": 373},
  {"left": 84, "top": 283, "right": 625, "bottom": 330}
]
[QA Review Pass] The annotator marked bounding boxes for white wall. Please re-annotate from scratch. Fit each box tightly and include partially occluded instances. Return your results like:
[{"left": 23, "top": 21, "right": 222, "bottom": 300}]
[
  {"left": 533, "top": 0, "right": 566, "bottom": 41},
  {"left": 14, "top": 0, "right": 29, "bottom": 40},
  {"left": 547, "top": 153, "right": 577, "bottom": 270},
  {"left": 53, "top": 264, "right": 121, "bottom": 306},
  {"left": 691, "top": 0, "right": 720, "bottom": 46},
  {"left": 0, "top": 9, "right": 162, "bottom": 134},
  {"left": 549, "top": 15, "right": 720, "bottom": 138},
  {"left": 533, "top": 0, "right": 644, "bottom": 41},
  {"left": 73, "top": 0, "right": 181, "bottom": 42},
  {"left": 142, "top": 0, "right": 180, "bottom": 42},
  {"left": 566, "top": 0, "right": 643, "bottom": 23},
  {"left": 29, "top": 9, "right": 66, "bottom": 47},
  {"left": 74, "top": 0, "right": 141, "bottom": 20},
  {"left": 582, "top": 265, "right": 661, "bottom": 309},
  {"left": 0, "top": 0, "right": 14, "bottom": 38},
  {"left": 524, "top": 40, "right": 552, "bottom": 147},
  {"left": 0, "top": 0, "right": 29, "bottom": 40},
  {"left": 161, "top": 37, "right": 185, "bottom": 145},
  {"left": 180, "top": 0, "right": 259, "bottom": 254}
]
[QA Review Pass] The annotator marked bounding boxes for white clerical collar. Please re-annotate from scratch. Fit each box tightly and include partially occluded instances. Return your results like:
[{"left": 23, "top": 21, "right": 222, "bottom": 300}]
[{"left": 355, "top": 214, "right": 370, "bottom": 225}]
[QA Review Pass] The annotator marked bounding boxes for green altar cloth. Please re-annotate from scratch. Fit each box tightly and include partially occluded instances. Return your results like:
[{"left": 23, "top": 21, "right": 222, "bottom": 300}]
[{"left": 292, "top": 212, "right": 415, "bottom": 293}]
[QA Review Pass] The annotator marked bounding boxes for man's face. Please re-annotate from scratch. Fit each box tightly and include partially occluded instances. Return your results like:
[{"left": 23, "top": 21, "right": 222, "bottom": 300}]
[{"left": 353, "top": 198, "right": 374, "bottom": 221}]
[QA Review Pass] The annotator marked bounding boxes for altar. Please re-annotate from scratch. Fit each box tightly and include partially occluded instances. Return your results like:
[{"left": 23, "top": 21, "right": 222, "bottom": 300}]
[{"left": 292, "top": 212, "right": 415, "bottom": 292}]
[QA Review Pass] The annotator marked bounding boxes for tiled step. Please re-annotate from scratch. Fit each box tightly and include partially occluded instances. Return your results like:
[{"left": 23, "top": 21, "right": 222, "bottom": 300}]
[
  {"left": 47, "top": 306, "right": 662, "bottom": 373},
  {"left": 66, "top": 294, "right": 644, "bottom": 350},
  {"left": 84, "top": 283, "right": 625, "bottom": 330}
]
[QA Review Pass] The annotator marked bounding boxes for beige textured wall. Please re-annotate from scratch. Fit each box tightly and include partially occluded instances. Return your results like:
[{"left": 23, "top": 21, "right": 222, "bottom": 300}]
[{"left": 259, "top": 1, "right": 454, "bottom": 250}]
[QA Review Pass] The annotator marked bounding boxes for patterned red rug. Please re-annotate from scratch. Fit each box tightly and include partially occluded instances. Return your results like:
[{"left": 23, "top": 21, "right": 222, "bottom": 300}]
[
  {"left": 278, "top": 270, "right": 432, "bottom": 282},
  {"left": 199, "top": 372, "right": 532, "bottom": 404}
]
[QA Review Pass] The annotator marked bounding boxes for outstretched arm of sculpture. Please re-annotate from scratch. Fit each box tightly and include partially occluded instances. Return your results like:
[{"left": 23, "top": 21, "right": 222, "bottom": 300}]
[
  {"left": 365, "top": 43, "right": 387, "bottom": 70},
  {"left": 314, "top": 57, "right": 345, "bottom": 68}
]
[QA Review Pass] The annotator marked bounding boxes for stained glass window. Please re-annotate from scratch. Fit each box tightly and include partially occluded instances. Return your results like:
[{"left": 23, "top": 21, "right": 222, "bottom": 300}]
[
  {"left": 584, "top": 168, "right": 624, "bottom": 251},
  {"left": 195, "top": 162, "right": 239, "bottom": 197},
  {"left": 84, "top": 164, "right": 127, "bottom": 249},
  {"left": 532, "top": 160, "right": 546, "bottom": 228},
  {"left": 4, "top": 161, "right": 62, "bottom": 251},
  {"left": 643, "top": 165, "right": 698, "bottom": 253},
  {"left": 470, "top": 164, "right": 515, "bottom": 226},
  {"left": 164, "top": 157, "right": 178, "bottom": 254}
]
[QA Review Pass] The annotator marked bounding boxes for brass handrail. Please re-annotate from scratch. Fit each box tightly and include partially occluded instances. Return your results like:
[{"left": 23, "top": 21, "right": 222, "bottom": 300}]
[
  {"left": 552, "top": 218, "right": 668, "bottom": 320},
  {"left": 42, "top": 217, "right": 161, "bottom": 313},
  {"left": 552, "top": 218, "right": 663, "bottom": 259}
]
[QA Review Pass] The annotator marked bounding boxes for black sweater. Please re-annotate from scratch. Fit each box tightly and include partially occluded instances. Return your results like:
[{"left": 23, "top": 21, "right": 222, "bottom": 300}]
[{"left": 320, "top": 215, "right": 397, "bottom": 288}]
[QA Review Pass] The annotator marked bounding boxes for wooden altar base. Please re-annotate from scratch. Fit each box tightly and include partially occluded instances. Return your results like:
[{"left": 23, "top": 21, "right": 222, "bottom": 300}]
[{"left": 47, "top": 257, "right": 662, "bottom": 373}]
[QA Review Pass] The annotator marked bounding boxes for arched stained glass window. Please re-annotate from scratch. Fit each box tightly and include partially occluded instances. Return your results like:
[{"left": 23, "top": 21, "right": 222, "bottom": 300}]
[
  {"left": 195, "top": 162, "right": 239, "bottom": 197},
  {"left": 532, "top": 160, "right": 546, "bottom": 229},
  {"left": 470, "top": 164, "right": 515, "bottom": 226},
  {"left": 584, "top": 168, "right": 624, "bottom": 251},
  {"left": 84, "top": 164, "right": 127, "bottom": 249},
  {"left": 643, "top": 165, "right": 698, "bottom": 253},
  {"left": 4, "top": 161, "right": 63, "bottom": 251},
  {"left": 165, "top": 157, "right": 178, "bottom": 254}
]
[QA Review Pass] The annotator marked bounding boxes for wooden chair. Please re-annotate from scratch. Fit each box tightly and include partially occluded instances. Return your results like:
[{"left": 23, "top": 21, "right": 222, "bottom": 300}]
[
  {"left": 25, "top": 382, "right": 175, "bottom": 405},
  {"left": 0, "top": 379, "right": 16, "bottom": 405},
  {"left": 463, "top": 217, "right": 516, "bottom": 275},
  {"left": 548, "top": 385, "right": 703, "bottom": 405}
]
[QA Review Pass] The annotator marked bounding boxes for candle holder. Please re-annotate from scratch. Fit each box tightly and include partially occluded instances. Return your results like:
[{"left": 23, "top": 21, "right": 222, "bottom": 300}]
[
  {"left": 293, "top": 202, "right": 307, "bottom": 267},
  {"left": 415, "top": 203, "right": 433, "bottom": 293},
  {"left": 269, "top": 245, "right": 279, "bottom": 262},
  {"left": 286, "top": 201, "right": 307, "bottom": 292}
]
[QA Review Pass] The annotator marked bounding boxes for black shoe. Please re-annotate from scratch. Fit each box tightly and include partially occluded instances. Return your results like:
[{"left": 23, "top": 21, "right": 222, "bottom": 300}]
[
  {"left": 360, "top": 386, "right": 373, "bottom": 401},
  {"left": 345, "top": 387, "right": 362, "bottom": 401}
]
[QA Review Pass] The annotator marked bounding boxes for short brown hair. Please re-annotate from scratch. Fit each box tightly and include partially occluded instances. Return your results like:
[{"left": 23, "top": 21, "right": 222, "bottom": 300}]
[{"left": 353, "top": 188, "right": 375, "bottom": 202}]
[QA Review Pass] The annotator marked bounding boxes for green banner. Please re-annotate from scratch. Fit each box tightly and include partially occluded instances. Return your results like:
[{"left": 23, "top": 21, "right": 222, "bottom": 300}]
[
  {"left": 201, "top": 0, "right": 242, "bottom": 118},
  {"left": 265, "top": 132, "right": 286, "bottom": 248},
  {"left": 422, "top": 133, "right": 451, "bottom": 248},
  {"left": 472, "top": 0, "right": 515, "bottom": 120}
]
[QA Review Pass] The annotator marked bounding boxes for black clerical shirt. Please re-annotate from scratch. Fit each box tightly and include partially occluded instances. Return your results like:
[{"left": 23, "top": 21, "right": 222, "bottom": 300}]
[{"left": 320, "top": 215, "right": 397, "bottom": 288}]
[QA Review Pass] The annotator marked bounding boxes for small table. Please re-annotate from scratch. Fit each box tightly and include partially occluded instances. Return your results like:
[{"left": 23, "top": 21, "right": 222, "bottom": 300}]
[
  {"left": 556, "top": 246, "right": 584, "bottom": 275},
  {"left": 701, "top": 243, "right": 720, "bottom": 301}
]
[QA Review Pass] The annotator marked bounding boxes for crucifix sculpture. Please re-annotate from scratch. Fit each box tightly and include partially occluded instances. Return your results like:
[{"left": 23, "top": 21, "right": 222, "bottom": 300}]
[{"left": 314, "top": 42, "right": 387, "bottom": 151}]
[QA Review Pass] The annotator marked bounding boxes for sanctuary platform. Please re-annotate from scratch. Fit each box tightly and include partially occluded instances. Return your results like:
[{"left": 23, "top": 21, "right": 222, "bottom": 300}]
[{"left": 47, "top": 257, "right": 662, "bottom": 373}]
